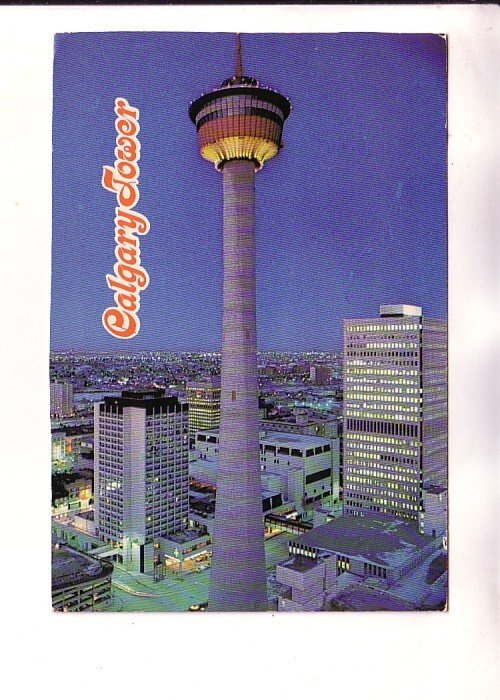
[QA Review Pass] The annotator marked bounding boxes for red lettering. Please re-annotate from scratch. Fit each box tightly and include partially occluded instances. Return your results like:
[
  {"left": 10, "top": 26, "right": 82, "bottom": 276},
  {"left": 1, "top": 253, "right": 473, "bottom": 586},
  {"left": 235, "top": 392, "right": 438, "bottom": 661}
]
[
  {"left": 115, "top": 292, "right": 138, "bottom": 313},
  {"left": 115, "top": 98, "right": 139, "bottom": 120},
  {"left": 102, "top": 99, "right": 150, "bottom": 340},
  {"left": 116, "top": 245, "right": 138, "bottom": 267},
  {"left": 115, "top": 208, "right": 150, "bottom": 235},
  {"left": 116, "top": 117, "right": 138, "bottom": 137},
  {"left": 102, "top": 307, "right": 138, "bottom": 339},
  {"left": 106, "top": 274, "right": 136, "bottom": 295},
  {"left": 114, "top": 262, "right": 149, "bottom": 290}
]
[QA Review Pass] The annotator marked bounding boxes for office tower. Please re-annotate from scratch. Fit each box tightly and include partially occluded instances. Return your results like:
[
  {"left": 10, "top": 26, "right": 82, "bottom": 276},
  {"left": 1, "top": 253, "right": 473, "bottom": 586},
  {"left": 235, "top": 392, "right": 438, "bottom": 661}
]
[
  {"left": 186, "top": 377, "right": 221, "bottom": 440},
  {"left": 189, "top": 37, "right": 290, "bottom": 611},
  {"left": 51, "top": 431, "right": 66, "bottom": 462},
  {"left": 94, "top": 389, "right": 189, "bottom": 572},
  {"left": 50, "top": 381, "right": 74, "bottom": 418},
  {"left": 310, "top": 365, "right": 333, "bottom": 385},
  {"left": 343, "top": 304, "right": 447, "bottom": 532}
]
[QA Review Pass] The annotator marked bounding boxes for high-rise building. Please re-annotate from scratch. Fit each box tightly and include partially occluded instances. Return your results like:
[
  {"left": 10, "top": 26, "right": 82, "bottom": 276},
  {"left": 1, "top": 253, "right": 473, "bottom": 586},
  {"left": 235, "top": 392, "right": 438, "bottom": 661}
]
[
  {"left": 189, "top": 36, "right": 290, "bottom": 611},
  {"left": 310, "top": 365, "right": 333, "bottom": 385},
  {"left": 186, "top": 377, "right": 221, "bottom": 440},
  {"left": 51, "top": 430, "right": 67, "bottom": 463},
  {"left": 50, "top": 381, "right": 73, "bottom": 418},
  {"left": 343, "top": 304, "right": 447, "bottom": 533},
  {"left": 94, "top": 389, "right": 189, "bottom": 572}
]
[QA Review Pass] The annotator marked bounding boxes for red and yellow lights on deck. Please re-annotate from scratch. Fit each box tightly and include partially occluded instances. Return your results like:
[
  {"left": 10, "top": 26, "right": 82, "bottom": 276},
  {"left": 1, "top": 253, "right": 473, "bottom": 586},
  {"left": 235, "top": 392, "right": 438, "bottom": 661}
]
[{"left": 189, "top": 83, "right": 291, "bottom": 171}]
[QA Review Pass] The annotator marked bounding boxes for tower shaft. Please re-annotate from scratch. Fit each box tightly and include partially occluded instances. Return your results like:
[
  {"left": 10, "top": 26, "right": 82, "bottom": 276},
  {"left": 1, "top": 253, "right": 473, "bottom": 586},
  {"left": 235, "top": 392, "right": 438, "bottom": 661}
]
[
  {"left": 209, "top": 159, "right": 268, "bottom": 611},
  {"left": 189, "top": 37, "right": 290, "bottom": 611}
]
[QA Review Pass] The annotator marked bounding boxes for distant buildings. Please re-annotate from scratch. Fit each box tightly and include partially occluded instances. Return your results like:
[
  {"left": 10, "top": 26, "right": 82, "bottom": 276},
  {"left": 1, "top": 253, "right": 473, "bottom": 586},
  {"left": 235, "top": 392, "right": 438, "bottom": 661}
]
[
  {"left": 50, "top": 381, "right": 74, "bottom": 418},
  {"left": 261, "top": 406, "right": 342, "bottom": 440},
  {"left": 186, "top": 377, "right": 221, "bottom": 440},
  {"left": 94, "top": 389, "right": 190, "bottom": 572},
  {"left": 343, "top": 304, "right": 447, "bottom": 535},
  {"left": 51, "top": 476, "right": 92, "bottom": 516},
  {"left": 51, "top": 431, "right": 66, "bottom": 463},
  {"left": 310, "top": 365, "right": 333, "bottom": 385}
]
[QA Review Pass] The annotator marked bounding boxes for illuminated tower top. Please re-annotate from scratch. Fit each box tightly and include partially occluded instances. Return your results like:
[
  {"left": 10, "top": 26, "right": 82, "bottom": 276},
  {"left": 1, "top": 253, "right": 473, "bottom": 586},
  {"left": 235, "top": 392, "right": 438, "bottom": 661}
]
[{"left": 189, "top": 34, "right": 291, "bottom": 171}]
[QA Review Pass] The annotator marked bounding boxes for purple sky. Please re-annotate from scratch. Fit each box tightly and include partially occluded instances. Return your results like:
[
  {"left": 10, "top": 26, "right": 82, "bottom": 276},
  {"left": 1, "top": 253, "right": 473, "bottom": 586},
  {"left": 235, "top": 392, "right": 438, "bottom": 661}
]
[{"left": 52, "top": 32, "right": 447, "bottom": 351}]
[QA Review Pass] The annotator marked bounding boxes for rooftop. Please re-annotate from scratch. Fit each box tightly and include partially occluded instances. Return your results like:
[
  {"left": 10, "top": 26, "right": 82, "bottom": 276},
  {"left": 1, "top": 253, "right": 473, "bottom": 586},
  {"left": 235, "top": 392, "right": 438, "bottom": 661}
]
[
  {"left": 164, "top": 528, "right": 208, "bottom": 545},
  {"left": 261, "top": 431, "right": 331, "bottom": 448},
  {"left": 293, "top": 515, "right": 433, "bottom": 568},
  {"left": 198, "top": 428, "right": 330, "bottom": 449},
  {"left": 52, "top": 543, "right": 113, "bottom": 591},
  {"left": 74, "top": 510, "right": 94, "bottom": 521},
  {"left": 380, "top": 304, "right": 422, "bottom": 318},
  {"left": 424, "top": 484, "right": 447, "bottom": 495},
  {"left": 100, "top": 389, "right": 187, "bottom": 415},
  {"left": 186, "top": 376, "right": 220, "bottom": 389},
  {"left": 282, "top": 555, "right": 318, "bottom": 573},
  {"left": 188, "top": 35, "right": 291, "bottom": 124}
]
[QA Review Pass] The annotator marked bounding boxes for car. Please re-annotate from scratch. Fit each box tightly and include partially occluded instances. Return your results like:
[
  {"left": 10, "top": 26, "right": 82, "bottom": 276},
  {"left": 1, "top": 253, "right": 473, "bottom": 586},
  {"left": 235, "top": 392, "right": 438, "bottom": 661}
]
[{"left": 188, "top": 601, "right": 208, "bottom": 612}]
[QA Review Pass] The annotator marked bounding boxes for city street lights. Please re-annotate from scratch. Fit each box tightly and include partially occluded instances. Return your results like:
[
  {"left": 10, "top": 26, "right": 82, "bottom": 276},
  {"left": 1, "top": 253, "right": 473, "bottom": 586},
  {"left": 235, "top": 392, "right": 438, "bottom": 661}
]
[{"left": 173, "top": 548, "right": 182, "bottom": 574}]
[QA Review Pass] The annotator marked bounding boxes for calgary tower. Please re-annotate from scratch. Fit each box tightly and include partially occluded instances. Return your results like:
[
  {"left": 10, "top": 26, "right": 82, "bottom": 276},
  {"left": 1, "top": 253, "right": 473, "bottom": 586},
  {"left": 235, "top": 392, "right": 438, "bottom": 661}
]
[{"left": 189, "top": 36, "right": 290, "bottom": 611}]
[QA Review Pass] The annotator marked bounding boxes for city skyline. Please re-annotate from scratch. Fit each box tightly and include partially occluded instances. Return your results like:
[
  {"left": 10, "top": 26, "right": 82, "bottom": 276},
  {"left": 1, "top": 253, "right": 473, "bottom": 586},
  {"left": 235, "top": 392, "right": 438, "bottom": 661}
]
[{"left": 52, "top": 32, "right": 447, "bottom": 352}]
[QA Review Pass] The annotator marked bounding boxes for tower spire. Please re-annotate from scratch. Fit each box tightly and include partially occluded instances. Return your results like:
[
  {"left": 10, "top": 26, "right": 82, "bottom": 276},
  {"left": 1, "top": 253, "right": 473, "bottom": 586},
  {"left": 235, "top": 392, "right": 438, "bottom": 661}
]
[
  {"left": 189, "top": 39, "right": 291, "bottom": 612},
  {"left": 236, "top": 33, "right": 243, "bottom": 79}
]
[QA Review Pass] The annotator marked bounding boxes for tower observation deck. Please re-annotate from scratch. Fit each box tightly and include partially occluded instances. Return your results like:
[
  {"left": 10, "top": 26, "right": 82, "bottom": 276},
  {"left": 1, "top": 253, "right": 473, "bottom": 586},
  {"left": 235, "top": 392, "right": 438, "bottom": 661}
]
[{"left": 189, "top": 36, "right": 291, "bottom": 612}]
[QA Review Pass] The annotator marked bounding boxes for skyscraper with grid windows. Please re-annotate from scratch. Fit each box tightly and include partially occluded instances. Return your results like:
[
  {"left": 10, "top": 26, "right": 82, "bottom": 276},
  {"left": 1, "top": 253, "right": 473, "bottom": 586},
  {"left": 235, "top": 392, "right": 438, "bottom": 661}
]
[
  {"left": 343, "top": 304, "right": 447, "bottom": 534},
  {"left": 94, "top": 389, "right": 189, "bottom": 572},
  {"left": 186, "top": 377, "right": 221, "bottom": 442}
]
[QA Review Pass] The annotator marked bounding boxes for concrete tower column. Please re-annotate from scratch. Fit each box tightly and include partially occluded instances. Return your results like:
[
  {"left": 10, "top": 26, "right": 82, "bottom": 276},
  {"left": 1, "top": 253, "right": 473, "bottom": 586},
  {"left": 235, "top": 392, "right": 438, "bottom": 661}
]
[
  {"left": 189, "top": 37, "right": 290, "bottom": 611},
  {"left": 209, "top": 159, "right": 268, "bottom": 612}
]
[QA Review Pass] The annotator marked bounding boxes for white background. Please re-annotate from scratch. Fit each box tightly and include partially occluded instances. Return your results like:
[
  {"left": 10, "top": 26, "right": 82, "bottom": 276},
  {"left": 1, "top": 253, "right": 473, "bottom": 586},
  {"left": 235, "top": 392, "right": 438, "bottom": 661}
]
[{"left": 1, "top": 5, "right": 498, "bottom": 699}]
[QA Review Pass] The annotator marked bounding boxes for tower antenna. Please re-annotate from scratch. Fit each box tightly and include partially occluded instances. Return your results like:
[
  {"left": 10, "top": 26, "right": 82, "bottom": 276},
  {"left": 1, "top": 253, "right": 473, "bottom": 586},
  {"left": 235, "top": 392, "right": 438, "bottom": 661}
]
[{"left": 236, "top": 33, "right": 243, "bottom": 79}]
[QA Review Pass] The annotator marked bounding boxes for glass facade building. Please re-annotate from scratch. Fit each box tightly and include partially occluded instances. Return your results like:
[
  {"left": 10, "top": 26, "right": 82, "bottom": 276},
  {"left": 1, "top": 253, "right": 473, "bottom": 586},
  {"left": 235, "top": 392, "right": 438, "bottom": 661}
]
[
  {"left": 343, "top": 305, "right": 447, "bottom": 531},
  {"left": 186, "top": 377, "right": 221, "bottom": 440}
]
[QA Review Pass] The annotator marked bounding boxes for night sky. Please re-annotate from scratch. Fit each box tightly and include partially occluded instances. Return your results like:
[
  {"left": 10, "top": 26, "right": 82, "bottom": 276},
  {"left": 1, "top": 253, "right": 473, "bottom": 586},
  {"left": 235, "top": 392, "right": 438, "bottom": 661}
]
[{"left": 52, "top": 32, "right": 447, "bottom": 351}]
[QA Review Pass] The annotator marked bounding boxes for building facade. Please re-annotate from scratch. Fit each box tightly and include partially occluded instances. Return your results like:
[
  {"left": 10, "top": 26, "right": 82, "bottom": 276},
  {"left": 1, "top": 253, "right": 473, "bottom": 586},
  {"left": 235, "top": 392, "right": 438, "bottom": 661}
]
[
  {"left": 343, "top": 304, "right": 447, "bottom": 532},
  {"left": 52, "top": 541, "right": 113, "bottom": 612},
  {"left": 51, "top": 430, "right": 66, "bottom": 462},
  {"left": 186, "top": 377, "right": 221, "bottom": 440},
  {"left": 50, "top": 381, "right": 74, "bottom": 418},
  {"left": 276, "top": 514, "right": 445, "bottom": 611},
  {"left": 94, "top": 389, "right": 189, "bottom": 572},
  {"left": 310, "top": 365, "right": 333, "bottom": 385},
  {"left": 192, "top": 429, "right": 340, "bottom": 518}
]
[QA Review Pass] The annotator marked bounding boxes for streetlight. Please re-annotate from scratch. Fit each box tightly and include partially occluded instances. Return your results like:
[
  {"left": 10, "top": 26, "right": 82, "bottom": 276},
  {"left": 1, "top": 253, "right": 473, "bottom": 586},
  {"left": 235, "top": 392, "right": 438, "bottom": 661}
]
[{"left": 173, "top": 548, "right": 181, "bottom": 574}]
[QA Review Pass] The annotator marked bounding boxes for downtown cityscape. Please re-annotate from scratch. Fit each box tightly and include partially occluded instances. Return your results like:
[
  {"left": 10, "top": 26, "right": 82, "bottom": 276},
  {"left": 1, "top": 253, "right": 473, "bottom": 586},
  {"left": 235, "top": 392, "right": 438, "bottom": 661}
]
[
  {"left": 51, "top": 32, "right": 447, "bottom": 613},
  {"left": 51, "top": 314, "right": 447, "bottom": 613}
]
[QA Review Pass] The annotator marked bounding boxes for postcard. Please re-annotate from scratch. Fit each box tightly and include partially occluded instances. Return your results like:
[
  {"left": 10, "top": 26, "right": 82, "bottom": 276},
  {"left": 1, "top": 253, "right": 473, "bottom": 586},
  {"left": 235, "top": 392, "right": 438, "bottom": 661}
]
[{"left": 50, "top": 30, "right": 449, "bottom": 613}]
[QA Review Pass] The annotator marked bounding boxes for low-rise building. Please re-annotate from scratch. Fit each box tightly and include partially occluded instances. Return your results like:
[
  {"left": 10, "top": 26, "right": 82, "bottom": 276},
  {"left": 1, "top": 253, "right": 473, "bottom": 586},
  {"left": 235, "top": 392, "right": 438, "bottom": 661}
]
[
  {"left": 310, "top": 365, "right": 333, "bottom": 385},
  {"left": 276, "top": 514, "right": 445, "bottom": 611},
  {"left": 419, "top": 485, "right": 447, "bottom": 538},
  {"left": 154, "top": 528, "right": 212, "bottom": 576},
  {"left": 191, "top": 429, "right": 340, "bottom": 518},
  {"left": 52, "top": 541, "right": 113, "bottom": 612},
  {"left": 261, "top": 406, "right": 341, "bottom": 439},
  {"left": 52, "top": 475, "right": 93, "bottom": 516}
]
